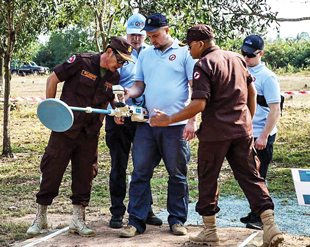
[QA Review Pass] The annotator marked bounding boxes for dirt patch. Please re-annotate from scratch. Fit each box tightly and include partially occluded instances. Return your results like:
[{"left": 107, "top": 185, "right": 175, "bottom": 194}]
[
  {"left": 9, "top": 75, "right": 62, "bottom": 99},
  {"left": 10, "top": 214, "right": 310, "bottom": 247}
]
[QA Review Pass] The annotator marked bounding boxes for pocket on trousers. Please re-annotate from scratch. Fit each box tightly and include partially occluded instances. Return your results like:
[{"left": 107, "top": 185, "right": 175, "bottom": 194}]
[
  {"left": 197, "top": 148, "right": 215, "bottom": 179},
  {"left": 40, "top": 145, "right": 59, "bottom": 171}
]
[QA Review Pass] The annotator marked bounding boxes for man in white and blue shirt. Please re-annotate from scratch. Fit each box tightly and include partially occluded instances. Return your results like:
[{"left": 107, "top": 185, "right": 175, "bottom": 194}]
[
  {"left": 105, "top": 13, "right": 162, "bottom": 229},
  {"left": 119, "top": 13, "right": 197, "bottom": 238},
  {"left": 240, "top": 34, "right": 281, "bottom": 230}
]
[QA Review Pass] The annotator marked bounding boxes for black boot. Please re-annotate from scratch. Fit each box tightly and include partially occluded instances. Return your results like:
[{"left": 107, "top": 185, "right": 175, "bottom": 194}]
[
  {"left": 146, "top": 210, "right": 162, "bottom": 226},
  {"left": 109, "top": 215, "right": 123, "bottom": 229},
  {"left": 246, "top": 212, "right": 263, "bottom": 230},
  {"left": 240, "top": 212, "right": 253, "bottom": 224}
]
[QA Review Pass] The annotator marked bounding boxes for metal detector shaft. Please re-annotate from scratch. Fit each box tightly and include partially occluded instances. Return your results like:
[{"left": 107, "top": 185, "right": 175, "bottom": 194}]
[{"left": 70, "top": 106, "right": 112, "bottom": 115}]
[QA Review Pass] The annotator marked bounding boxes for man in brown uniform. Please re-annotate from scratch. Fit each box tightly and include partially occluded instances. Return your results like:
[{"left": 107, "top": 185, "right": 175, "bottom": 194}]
[
  {"left": 26, "top": 37, "right": 134, "bottom": 238},
  {"left": 150, "top": 25, "right": 284, "bottom": 247}
]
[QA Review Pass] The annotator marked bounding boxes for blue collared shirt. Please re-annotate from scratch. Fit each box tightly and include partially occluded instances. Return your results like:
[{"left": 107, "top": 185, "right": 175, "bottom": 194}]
[
  {"left": 249, "top": 62, "right": 281, "bottom": 137},
  {"left": 135, "top": 39, "right": 197, "bottom": 125}
]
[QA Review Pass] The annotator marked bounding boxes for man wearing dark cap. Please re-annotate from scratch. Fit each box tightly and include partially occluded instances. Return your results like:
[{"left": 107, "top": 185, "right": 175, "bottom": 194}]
[
  {"left": 105, "top": 13, "right": 162, "bottom": 229},
  {"left": 119, "top": 13, "right": 197, "bottom": 238},
  {"left": 26, "top": 36, "right": 133, "bottom": 238},
  {"left": 150, "top": 25, "right": 284, "bottom": 247},
  {"left": 240, "top": 35, "right": 281, "bottom": 230}
]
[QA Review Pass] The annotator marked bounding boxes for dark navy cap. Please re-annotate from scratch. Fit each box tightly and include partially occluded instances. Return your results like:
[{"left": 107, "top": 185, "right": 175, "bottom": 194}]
[
  {"left": 141, "top": 13, "right": 168, "bottom": 32},
  {"left": 182, "top": 24, "right": 215, "bottom": 44},
  {"left": 241, "top": 35, "right": 264, "bottom": 53}
]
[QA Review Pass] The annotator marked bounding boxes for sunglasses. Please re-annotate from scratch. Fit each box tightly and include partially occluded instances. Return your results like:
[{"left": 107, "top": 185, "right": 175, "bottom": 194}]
[
  {"left": 188, "top": 41, "right": 202, "bottom": 50},
  {"left": 241, "top": 50, "right": 261, "bottom": 58},
  {"left": 112, "top": 50, "right": 129, "bottom": 65}
]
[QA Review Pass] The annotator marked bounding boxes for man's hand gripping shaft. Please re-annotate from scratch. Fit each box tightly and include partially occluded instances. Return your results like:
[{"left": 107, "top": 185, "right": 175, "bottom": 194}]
[{"left": 111, "top": 85, "right": 148, "bottom": 122}]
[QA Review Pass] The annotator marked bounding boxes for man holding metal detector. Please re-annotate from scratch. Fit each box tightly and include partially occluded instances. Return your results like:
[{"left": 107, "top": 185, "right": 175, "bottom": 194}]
[
  {"left": 119, "top": 13, "right": 197, "bottom": 238},
  {"left": 105, "top": 13, "right": 162, "bottom": 229},
  {"left": 27, "top": 37, "right": 134, "bottom": 237}
]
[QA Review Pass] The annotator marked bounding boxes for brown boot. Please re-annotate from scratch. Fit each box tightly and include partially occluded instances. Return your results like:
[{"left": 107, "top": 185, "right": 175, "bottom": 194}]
[
  {"left": 260, "top": 209, "right": 284, "bottom": 247},
  {"left": 189, "top": 215, "right": 220, "bottom": 245},
  {"left": 26, "top": 204, "right": 48, "bottom": 237},
  {"left": 69, "top": 205, "right": 95, "bottom": 237}
]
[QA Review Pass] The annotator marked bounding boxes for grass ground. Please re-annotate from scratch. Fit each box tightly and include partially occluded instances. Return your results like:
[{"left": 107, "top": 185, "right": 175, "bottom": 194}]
[{"left": 0, "top": 72, "right": 310, "bottom": 246}]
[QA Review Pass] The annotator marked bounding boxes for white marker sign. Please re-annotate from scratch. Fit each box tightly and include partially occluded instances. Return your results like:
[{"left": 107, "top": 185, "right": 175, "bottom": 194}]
[{"left": 291, "top": 168, "right": 310, "bottom": 206}]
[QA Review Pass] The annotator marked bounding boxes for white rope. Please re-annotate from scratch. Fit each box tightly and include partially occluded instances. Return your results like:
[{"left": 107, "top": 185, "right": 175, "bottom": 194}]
[
  {"left": 238, "top": 231, "right": 260, "bottom": 247},
  {"left": 22, "top": 226, "right": 69, "bottom": 247}
]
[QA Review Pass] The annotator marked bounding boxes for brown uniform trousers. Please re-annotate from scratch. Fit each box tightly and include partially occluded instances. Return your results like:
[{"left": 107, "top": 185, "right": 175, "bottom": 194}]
[
  {"left": 196, "top": 135, "right": 273, "bottom": 216},
  {"left": 36, "top": 131, "right": 99, "bottom": 206}
]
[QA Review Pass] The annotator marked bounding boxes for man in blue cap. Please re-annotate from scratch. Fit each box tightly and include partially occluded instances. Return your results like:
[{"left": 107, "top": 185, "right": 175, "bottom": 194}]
[
  {"left": 119, "top": 13, "right": 197, "bottom": 238},
  {"left": 105, "top": 13, "right": 162, "bottom": 229},
  {"left": 240, "top": 35, "right": 281, "bottom": 230}
]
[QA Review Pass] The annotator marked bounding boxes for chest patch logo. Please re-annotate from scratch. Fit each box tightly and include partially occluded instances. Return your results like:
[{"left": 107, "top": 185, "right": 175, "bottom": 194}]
[
  {"left": 169, "top": 54, "right": 176, "bottom": 61},
  {"left": 81, "top": 70, "right": 97, "bottom": 81},
  {"left": 194, "top": 71, "right": 201, "bottom": 80},
  {"left": 67, "top": 55, "right": 76, "bottom": 63}
]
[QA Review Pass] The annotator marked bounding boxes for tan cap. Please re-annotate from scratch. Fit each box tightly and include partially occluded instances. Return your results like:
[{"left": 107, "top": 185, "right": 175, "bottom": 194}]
[{"left": 109, "top": 36, "right": 134, "bottom": 63}]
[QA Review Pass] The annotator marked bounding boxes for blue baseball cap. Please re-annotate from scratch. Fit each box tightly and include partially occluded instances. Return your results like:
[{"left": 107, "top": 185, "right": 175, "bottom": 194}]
[
  {"left": 141, "top": 13, "right": 168, "bottom": 32},
  {"left": 126, "top": 13, "right": 146, "bottom": 36},
  {"left": 241, "top": 35, "right": 264, "bottom": 53}
]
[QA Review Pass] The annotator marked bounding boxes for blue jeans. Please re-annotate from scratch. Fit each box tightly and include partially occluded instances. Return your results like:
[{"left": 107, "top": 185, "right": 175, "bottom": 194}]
[
  {"left": 255, "top": 133, "right": 276, "bottom": 179},
  {"left": 128, "top": 123, "right": 190, "bottom": 233}
]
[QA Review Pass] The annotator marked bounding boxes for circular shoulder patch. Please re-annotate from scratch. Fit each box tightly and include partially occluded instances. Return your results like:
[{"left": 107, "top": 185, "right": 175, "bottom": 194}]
[
  {"left": 67, "top": 55, "right": 76, "bottom": 63},
  {"left": 169, "top": 54, "right": 176, "bottom": 61},
  {"left": 194, "top": 71, "right": 201, "bottom": 80}
]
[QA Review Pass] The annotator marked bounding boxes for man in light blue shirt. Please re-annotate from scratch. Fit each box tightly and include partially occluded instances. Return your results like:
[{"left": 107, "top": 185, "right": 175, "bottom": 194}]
[
  {"left": 119, "top": 13, "right": 197, "bottom": 238},
  {"left": 105, "top": 13, "right": 162, "bottom": 229},
  {"left": 240, "top": 34, "right": 281, "bottom": 230}
]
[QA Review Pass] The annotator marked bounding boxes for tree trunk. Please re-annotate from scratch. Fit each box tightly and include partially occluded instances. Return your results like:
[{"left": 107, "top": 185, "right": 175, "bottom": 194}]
[
  {"left": 2, "top": 53, "right": 13, "bottom": 157},
  {"left": 0, "top": 53, "right": 3, "bottom": 97}
]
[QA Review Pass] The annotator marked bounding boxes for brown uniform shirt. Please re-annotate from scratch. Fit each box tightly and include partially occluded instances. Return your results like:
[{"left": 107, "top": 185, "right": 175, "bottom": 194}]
[
  {"left": 54, "top": 53, "right": 120, "bottom": 139},
  {"left": 191, "top": 45, "right": 253, "bottom": 141}
]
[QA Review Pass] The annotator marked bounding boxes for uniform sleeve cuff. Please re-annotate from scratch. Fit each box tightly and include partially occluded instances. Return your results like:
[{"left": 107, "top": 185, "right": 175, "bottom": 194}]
[
  {"left": 53, "top": 64, "right": 67, "bottom": 82},
  {"left": 191, "top": 90, "right": 209, "bottom": 100}
]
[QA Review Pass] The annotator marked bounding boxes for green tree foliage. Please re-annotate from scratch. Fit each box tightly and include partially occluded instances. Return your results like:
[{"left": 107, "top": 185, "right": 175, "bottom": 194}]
[
  {"left": 264, "top": 39, "right": 310, "bottom": 72},
  {"left": 33, "top": 26, "right": 97, "bottom": 69},
  {"left": 76, "top": 0, "right": 131, "bottom": 52},
  {"left": 33, "top": 0, "right": 280, "bottom": 69},
  {"left": 129, "top": 0, "right": 278, "bottom": 42}
]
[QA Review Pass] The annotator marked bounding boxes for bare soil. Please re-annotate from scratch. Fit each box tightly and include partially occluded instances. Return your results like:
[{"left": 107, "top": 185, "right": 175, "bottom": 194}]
[
  {"left": 11, "top": 214, "right": 310, "bottom": 247},
  {"left": 6, "top": 75, "right": 310, "bottom": 247}
]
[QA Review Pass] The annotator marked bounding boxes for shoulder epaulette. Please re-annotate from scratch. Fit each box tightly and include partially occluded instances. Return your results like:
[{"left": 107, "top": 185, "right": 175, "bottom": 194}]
[
  {"left": 80, "top": 53, "right": 93, "bottom": 59},
  {"left": 178, "top": 42, "right": 187, "bottom": 47}
]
